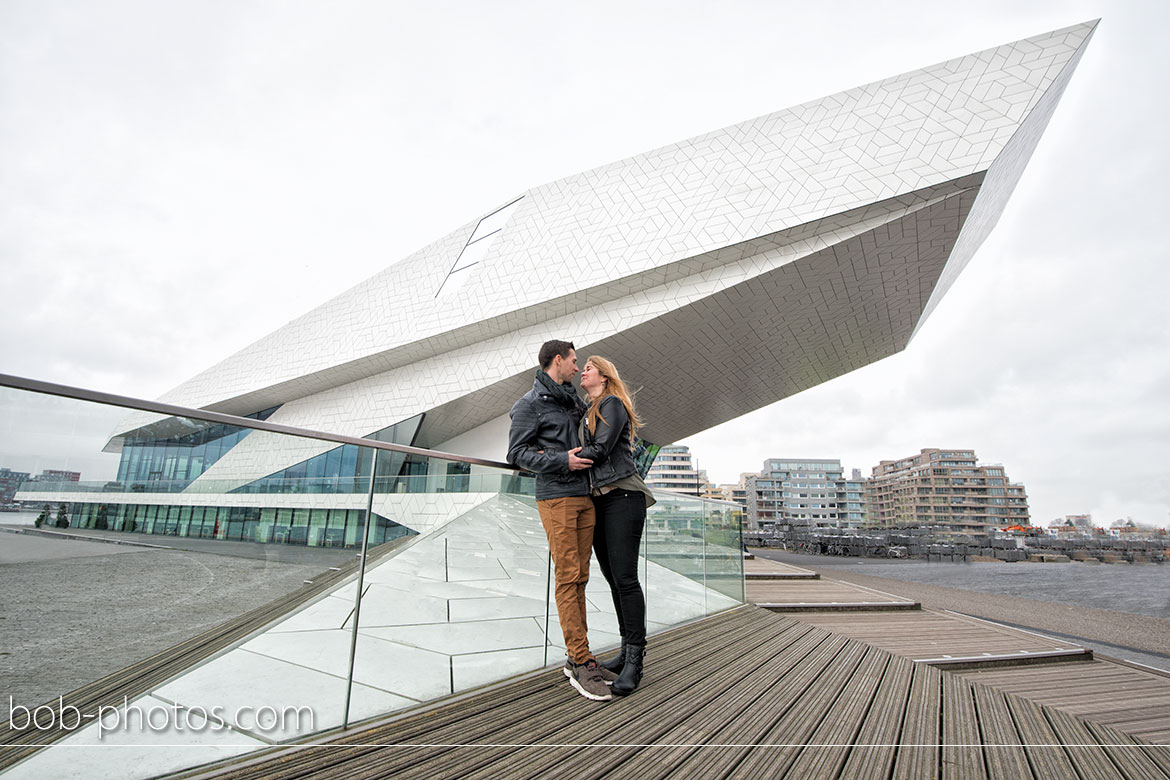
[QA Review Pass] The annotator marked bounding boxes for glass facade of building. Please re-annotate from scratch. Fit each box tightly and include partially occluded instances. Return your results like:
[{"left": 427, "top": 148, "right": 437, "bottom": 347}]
[
  {"left": 114, "top": 406, "right": 280, "bottom": 488},
  {"left": 67, "top": 501, "right": 407, "bottom": 547},
  {"left": 50, "top": 414, "right": 435, "bottom": 547},
  {"left": 231, "top": 415, "right": 424, "bottom": 494}
]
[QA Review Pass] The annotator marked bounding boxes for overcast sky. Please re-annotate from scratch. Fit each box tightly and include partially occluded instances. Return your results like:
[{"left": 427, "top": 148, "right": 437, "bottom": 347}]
[{"left": 2, "top": 1, "right": 1167, "bottom": 528}]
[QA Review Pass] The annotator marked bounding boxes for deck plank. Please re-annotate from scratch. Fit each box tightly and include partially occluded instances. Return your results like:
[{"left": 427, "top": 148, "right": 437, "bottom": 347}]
[
  {"left": 783, "top": 648, "right": 891, "bottom": 779},
  {"left": 1003, "top": 693, "right": 1082, "bottom": 780},
  {"left": 972, "top": 685, "right": 1033, "bottom": 780},
  {"left": 1043, "top": 706, "right": 1130, "bottom": 780},
  {"left": 1083, "top": 720, "right": 1170, "bottom": 780},
  {"left": 960, "top": 662, "right": 1170, "bottom": 744},
  {"left": 749, "top": 577, "right": 918, "bottom": 609},
  {"left": 891, "top": 663, "right": 942, "bottom": 780},
  {"left": 838, "top": 653, "right": 915, "bottom": 780},
  {"left": 941, "top": 676, "right": 986, "bottom": 780},
  {"left": 729, "top": 640, "right": 870, "bottom": 777}
]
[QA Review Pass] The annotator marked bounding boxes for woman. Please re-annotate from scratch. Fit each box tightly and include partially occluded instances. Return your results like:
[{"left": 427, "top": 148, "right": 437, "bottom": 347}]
[{"left": 576, "top": 355, "right": 655, "bottom": 696}]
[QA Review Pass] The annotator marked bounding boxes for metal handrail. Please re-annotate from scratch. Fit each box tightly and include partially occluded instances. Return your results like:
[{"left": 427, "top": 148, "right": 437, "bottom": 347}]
[{"left": 0, "top": 372, "right": 517, "bottom": 471}]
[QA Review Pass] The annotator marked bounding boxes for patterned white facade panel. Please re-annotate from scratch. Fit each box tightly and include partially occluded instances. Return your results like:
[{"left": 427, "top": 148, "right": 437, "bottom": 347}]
[
  {"left": 111, "top": 23, "right": 1094, "bottom": 470},
  {"left": 916, "top": 24, "right": 1094, "bottom": 332}
]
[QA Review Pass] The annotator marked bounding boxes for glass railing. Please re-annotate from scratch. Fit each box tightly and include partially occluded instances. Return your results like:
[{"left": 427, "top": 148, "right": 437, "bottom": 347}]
[{"left": 0, "top": 373, "right": 743, "bottom": 780}]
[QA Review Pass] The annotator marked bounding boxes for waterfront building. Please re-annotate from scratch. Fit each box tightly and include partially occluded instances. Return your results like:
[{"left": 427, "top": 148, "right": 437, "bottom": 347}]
[
  {"left": 838, "top": 468, "right": 869, "bottom": 528},
  {"left": 867, "top": 448, "right": 1029, "bottom": 533},
  {"left": 720, "top": 482, "right": 750, "bottom": 511},
  {"left": 647, "top": 445, "right": 703, "bottom": 496},
  {"left": 16, "top": 23, "right": 1093, "bottom": 545},
  {"left": 0, "top": 467, "right": 30, "bottom": 506},
  {"left": 745, "top": 458, "right": 866, "bottom": 533},
  {"left": 29, "top": 469, "right": 81, "bottom": 482},
  {"left": 699, "top": 474, "right": 726, "bottom": 502}
]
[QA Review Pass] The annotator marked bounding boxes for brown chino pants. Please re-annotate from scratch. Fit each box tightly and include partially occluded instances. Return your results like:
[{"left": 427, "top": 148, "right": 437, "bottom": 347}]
[{"left": 537, "top": 496, "right": 596, "bottom": 664}]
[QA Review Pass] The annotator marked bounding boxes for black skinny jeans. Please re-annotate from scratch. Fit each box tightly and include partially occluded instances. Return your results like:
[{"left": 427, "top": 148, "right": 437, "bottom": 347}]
[{"left": 591, "top": 488, "right": 646, "bottom": 647}]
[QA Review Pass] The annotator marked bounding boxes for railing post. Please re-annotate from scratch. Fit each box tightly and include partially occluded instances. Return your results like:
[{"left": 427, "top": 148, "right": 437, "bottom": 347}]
[
  {"left": 641, "top": 512, "right": 649, "bottom": 618},
  {"left": 543, "top": 549, "right": 552, "bottom": 667},
  {"left": 701, "top": 501, "right": 708, "bottom": 613},
  {"left": 343, "top": 449, "right": 379, "bottom": 729}
]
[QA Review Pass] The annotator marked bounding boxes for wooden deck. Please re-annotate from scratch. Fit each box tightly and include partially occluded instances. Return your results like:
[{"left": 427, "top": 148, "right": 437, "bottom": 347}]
[
  {"left": 749, "top": 567, "right": 1170, "bottom": 746},
  {"left": 743, "top": 557, "right": 819, "bottom": 580},
  {"left": 793, "top": 610, "right": 1088, "bottom": 664},
  {"left": 960, "top": 660, "right": 1170, "bottom": 744},
  {"left": 173, "top": 606, "right": 1170, "bottom": 780},
  {"left": 748, "top": 575, "right": 920, "bottom": 611}
]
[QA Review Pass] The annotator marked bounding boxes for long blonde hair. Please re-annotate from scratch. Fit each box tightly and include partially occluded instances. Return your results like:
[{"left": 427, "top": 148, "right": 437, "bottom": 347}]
[{"left": 584, "top": 355, "right": 643, "bottom": 450}]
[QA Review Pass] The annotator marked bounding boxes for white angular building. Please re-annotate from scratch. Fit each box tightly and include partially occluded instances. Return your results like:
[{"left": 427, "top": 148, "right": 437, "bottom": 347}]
[
  {"left": 4, "top": 23, "right": 1100, "bottom": 780},
  {"left": 64, "top": 20, "right": 1095, "bottom": 537}
]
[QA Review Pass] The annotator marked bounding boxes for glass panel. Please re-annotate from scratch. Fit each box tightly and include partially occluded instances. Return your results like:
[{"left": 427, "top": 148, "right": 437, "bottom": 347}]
[
  {"left": 289, "top": 508, "right": 309, "bottom": 545},
  {"left": 349, "top": 461, "right": 553, "bottom": 716},
  {"left": 339, "top": 445, "right": 358, "bottom": 491},
  {"left": 0, "top": 385, "right": 359, "bottom": 777},
  {"left": 643, "top": 493, "right": 709, "bottom": 628},
  {"left": 343, "top": 509, "right": 363, "bottom": 548},
  {"left": 257, "top": 507, "right": 277, "bottom": 544},
  {"left": 703, "top": 498, "right": 746, "bottom": 609},
  {"left": 324, "top": 447, "right": 342, "bottom": 482},
  {"left": 189, "top": 506, "right": 205, "bottom": 537},
  {"left": 325, "top": 508, "right": 348, "bottom": 548},
  {"left": 275, "top": 508, "right": 293, "bottom": 541},
  {"left": 0, "top": 379, "right": 744, "bottom": 780},
  {"left": 307, "top": 509, "right": 329, "bottom": 547}
]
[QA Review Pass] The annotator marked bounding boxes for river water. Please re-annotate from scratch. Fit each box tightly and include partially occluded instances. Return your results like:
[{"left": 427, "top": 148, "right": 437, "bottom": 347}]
[
  {"left": 1, "top": 510, "right": 42, "bottom": 526},
  {"left": 802, "top": 557, "right": 1170, "bottom": 620}
]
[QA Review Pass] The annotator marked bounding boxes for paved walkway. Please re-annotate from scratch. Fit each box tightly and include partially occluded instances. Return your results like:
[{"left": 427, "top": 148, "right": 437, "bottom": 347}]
[
  {"left": 0, "top": 524, "right": 356, "bottom": 566},
  {"left": 0, "top": 529, "right": 144, "bottom": 563}
]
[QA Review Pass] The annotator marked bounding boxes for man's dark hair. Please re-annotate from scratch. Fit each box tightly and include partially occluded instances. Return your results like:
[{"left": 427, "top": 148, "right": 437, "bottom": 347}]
[{"left": 538, "top": 340, "right": 575, "bottom": 370}]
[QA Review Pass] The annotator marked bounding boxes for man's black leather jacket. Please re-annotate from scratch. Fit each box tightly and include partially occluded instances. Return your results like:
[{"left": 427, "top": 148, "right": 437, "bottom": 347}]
[
  {"left": 507, "top": 375, "right": 590, "bottom": 500},
  {"left": 578, "top": 395, "right": 637, "bottom": 491}
]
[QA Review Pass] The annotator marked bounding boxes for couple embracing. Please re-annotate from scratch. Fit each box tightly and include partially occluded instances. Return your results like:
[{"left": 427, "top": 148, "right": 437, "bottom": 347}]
[{"left": 507, "top": 340, "right": 656, "bottom": 702}]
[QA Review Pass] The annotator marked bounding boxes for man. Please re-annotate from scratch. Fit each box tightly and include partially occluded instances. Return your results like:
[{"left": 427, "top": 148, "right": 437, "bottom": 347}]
[{"left": 507, "top": 339, "right": 616, "bottom": 702}]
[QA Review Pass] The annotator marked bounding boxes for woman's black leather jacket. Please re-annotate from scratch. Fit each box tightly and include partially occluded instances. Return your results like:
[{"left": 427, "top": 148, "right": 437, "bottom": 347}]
[{"left": 578, "top": 395, "right": 638, "bottom": 490}]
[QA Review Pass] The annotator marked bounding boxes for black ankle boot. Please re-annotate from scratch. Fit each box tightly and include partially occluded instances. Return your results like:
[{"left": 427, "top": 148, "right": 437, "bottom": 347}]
[
  {"left": 611, "top": 643, "right": 644, "bottom": 696},
  {"left": 600, "top": 643, "right": 626, "bottom": 674}
]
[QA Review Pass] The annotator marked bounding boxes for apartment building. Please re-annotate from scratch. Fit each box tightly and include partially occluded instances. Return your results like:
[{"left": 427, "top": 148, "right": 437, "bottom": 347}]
[
  {"left": 867, "top": 448, "right": 1029, "bottom": 532},
  {"left": 744, "top": 458, "right": 866, "bottom": 533},
  {"left": 645, "top": 445, "right": 703, "bottom": 496},
  {"left": 0, "top": 468, "right": 31, "bottom": 506},
  {"left": 719, "top": 480, "right": 750, "bottom": 511}
]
